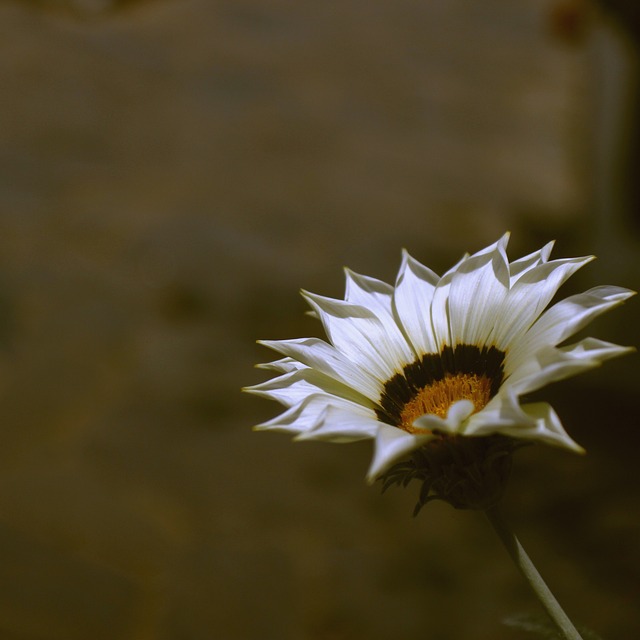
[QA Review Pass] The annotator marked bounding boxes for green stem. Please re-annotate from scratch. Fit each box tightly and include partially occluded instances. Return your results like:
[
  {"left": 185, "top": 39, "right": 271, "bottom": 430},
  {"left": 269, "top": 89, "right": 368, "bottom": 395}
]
[{"left": 485, "top": 504, "right": 583, "bottom": 640}]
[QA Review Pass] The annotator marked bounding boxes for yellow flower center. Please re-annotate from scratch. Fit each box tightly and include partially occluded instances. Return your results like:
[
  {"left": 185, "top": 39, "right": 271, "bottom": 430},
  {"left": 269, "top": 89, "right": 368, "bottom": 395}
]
[{"left": 399, "top": 373, "right": 492, "bottom": 434}]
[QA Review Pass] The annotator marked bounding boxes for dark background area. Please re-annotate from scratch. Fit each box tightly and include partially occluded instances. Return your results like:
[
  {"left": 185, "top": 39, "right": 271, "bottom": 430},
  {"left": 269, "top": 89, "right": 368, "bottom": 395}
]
[{"left": 0, "top": 0, "right": 638, "bottom": 638}]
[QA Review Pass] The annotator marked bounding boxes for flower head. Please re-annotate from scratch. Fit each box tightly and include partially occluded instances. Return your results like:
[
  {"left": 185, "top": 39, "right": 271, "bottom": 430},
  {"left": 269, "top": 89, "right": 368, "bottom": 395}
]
[{"left": 245, "top": 235, "right": 634, "bottom": 486}]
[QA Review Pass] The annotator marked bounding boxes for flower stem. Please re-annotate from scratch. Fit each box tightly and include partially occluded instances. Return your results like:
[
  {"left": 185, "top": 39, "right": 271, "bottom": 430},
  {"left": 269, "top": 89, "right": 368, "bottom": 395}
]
[{"left": 485, "top": 504, "right": 583, "bottom": 640}]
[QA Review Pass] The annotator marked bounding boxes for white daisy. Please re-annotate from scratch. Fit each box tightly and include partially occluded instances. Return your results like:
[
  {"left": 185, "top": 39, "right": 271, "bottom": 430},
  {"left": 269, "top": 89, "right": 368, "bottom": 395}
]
[{"left": 245, "top": 234, "right": 635, "bottom": 483}]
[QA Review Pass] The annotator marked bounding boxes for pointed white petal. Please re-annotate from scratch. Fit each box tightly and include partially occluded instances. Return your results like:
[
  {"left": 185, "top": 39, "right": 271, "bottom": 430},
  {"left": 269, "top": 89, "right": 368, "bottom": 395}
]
[
  {"left": 344, "top": 268, "right": 395, "bottom": 321},
  {"left": 491, "top": 255, "right": 594, "bottom": 349},
  {"left": 429, "top": 272, "right": 453, "bottom": 351},
  {"left": 302, "top": 291, "right": 413, "bottom": 381},
  {"left": 564, "top": 337, "right": 635, "bottom": 361},
  {"left": 429, "top": 251, "right": 474, "bottom": 349},
  {"left": 506, "top": 337, "right": 635, "bottom": 395},
  {"left": 366, "top": 424, "right": 433, "bottom": 482},
  {"left": 295, "top": 404, "right": 380, "bottom": 443},
  {"left": 392, "top": 249, "right": 440, "bottom": 355},
  {"left": 255, "top": 357, "right": 305, "bottom": 373},
  {"left": 504, "top": 402, "right": 584, "bottom": 452},
  {"left": 343, "top": 268, "right": 418, "bottom": 360},
  {"left": 244, "top": 367, "right": 374, "bottom": 408},
  {"left": 254, "top": 392, "right": 371, "bottom": 435},
  {"left": 508, "top": 241, "right": 554, "bottom": 284},
  {"left": 473, "top": 232, "right": 511, "bottom": 257},
  {"left": 429, "top": 254, "right": 467, "bottom": 350},
  {"left": 447, "top": 234, "right": 510, "bottom": 347},
  {"left": 506, "top": 285, "right": 636, "bottom": 377},
  {"left": 258, "top": 337, "right": 382, "bottom": 400},
  {"left": 254, "top": 394, "right": 329, "bottom": 434}
]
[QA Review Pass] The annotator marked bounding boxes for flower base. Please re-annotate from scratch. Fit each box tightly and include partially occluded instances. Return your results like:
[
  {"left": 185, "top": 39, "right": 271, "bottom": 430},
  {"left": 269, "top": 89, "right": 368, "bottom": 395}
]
[{"left": 381, "top": 434, "right": 525, "bottom": 514}]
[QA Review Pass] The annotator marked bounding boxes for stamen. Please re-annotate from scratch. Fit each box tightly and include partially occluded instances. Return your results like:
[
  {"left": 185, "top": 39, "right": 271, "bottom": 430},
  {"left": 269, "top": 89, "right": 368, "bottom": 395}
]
[{"left": 398, "top": 373, "right": 492, "bottom": 434}]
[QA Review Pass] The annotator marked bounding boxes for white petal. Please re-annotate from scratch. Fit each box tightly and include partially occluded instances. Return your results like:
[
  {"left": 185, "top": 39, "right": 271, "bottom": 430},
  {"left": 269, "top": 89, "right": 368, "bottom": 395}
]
[
  {"left": 464, "top": 386, "right": 537, "bottom": 434},
  {"left": 344, "top": 268, "right": 395, "bottom": 322},
  {"left": 244, "top": 367, "right": 374, "bottom": 408},
  {"left": 302, "top": 291, "right": 413, "bottom": 380},
  {"left": 564, "top": 337, "right": 635, "bottom": 362},
  {"left": 491, "top": 255, "right": 594, "bottom": 349},
  {"left": 429, "top": 254, "right": 469, "bottom": 350},
  {"left": 429, "top": 272, "right": 453, "bottom": 350},
  {"left": 508, "top": 241, "right": 554, "bottom": 284},
  {"left": 446, "top": 234, "right": 510, "bottom": 347},
  {"left": 344, "top": 268, "right": 417, "bottom": 361},
  {"left": 366, "top": 424, "right": 433, "bottom": 482},
  {"left": 506, "top": 337, "right": 635, "bottom": 395},
  {"left": 412, "top": 398, "right": 475, "bottom": 434},
  {"left": 465, "top": 388, "right": 581, "bottom": 450},
  {"left": 254, "top": 392, "right": 372, "bottom": 435},
  {"left": 255, "top": 357, "right": 305, "bottom": 373},
  {"left": 506, "top": 285, "right": 636, "bottom": 377},
  {"left": 254, "top": 394, "right": 329, "bottom": 435},
  {"left": 392, "top": 249, "right": 440, "bottom": 355},
  {"left": 473, "top": 232, "right": 511, "bottom": 257},
  {"left": 428, "top": 250, "right": 474, "bottom": 350},
  {"left": 258, "top": 337, "right": 382, "bottom": 400},
  {"left": 502, "top": 402, "right": 584, "bottom": 452},
  {"left": 295, "top": 404, "right": 380, "bottom": 443}
]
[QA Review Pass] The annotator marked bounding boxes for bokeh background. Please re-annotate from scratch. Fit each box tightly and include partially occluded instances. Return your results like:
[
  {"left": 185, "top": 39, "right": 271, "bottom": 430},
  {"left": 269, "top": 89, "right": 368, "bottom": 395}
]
[{"left": 0, "top": 0, "right": 638, "bottom": 638}]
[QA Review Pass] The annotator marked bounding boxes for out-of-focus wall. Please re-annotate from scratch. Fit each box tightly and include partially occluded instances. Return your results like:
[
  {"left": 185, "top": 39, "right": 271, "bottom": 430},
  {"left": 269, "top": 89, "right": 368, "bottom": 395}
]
[{"left": 0, "top": 1, "right": 637, "bottom": 638}]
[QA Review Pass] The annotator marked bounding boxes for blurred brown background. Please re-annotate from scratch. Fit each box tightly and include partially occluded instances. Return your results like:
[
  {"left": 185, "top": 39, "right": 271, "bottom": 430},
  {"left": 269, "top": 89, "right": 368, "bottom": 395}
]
[{"left": 0, "top": 0, "right": 638, "bottom": 638}]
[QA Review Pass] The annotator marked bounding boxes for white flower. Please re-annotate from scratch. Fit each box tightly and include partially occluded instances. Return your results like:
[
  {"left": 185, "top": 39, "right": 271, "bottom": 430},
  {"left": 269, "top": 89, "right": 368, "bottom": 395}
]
[{"left": 245, "top": 234, "right": 635, "bottom": 482}]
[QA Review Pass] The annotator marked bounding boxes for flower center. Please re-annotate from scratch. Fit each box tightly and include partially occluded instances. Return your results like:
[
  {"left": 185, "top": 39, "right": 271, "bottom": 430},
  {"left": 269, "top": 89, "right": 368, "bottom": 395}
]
[
  {"left": 375, "top": 344, "right": 506, "bottom": 433},
  {"left": 398, "top": 373, "right": 492, "bottom": 434}
]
